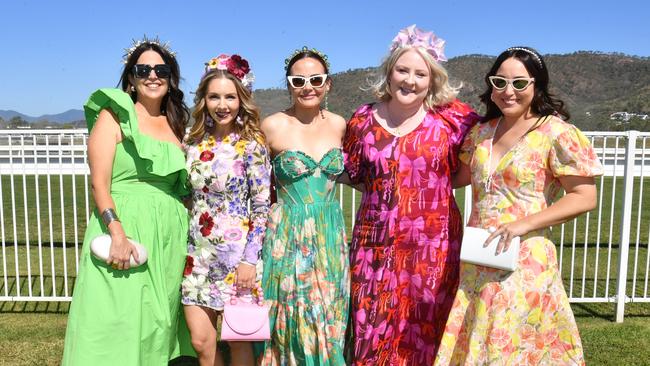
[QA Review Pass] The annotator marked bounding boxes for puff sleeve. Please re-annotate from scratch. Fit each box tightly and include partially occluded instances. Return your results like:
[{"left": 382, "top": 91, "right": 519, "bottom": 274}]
[
  {"left": 549, "top": 124, "right": 604, "bottom": 178},
  {"left": 343, "top": 104, "right": 373, "bottom": 185}
]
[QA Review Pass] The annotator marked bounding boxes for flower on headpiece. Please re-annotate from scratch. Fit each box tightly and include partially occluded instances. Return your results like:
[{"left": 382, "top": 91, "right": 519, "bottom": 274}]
[
  {"left": 225, "top": 55, "right": 250, "bottom": 79},
  {"left": 204, "top": 54, "right": 254, "bottom": 90},
  {"left": 390, "top": 24, "right": 447, "bottom": 63}
]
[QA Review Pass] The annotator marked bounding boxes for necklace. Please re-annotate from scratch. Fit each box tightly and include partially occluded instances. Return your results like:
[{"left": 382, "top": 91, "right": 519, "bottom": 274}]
[{"left": 383, "top": 105, "right": 425, "bottom": 137}]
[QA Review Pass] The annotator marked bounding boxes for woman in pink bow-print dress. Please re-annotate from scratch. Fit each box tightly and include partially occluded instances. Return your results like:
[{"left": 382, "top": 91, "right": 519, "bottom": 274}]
[{"left": 343, "top": 25, "right": 480, "bottom": 365}]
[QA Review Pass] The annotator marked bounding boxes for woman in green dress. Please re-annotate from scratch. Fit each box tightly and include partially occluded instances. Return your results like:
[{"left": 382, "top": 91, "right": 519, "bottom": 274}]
[
  {"left": 62, "top": 38, "right": 191, "bottom": 365},
  {"left": 258, "top": 47, "right": 349, "bottom": 365}
]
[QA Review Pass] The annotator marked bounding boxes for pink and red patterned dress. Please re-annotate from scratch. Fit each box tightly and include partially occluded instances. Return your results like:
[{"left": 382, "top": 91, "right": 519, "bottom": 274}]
[
  {"left": 343, "top": 101, "right": 479, "bottom": 365},
  {"left": 433, "top": 116, "right": 603, "bottom": 365}
]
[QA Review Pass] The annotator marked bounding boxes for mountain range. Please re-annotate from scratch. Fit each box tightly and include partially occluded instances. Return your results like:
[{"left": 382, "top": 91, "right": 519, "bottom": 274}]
[
  {"left": 3, "top": 52, "right": 649, "bottom": 131},
  {"left": 0, "top": 109, "right": 84, "bottom": 124}
]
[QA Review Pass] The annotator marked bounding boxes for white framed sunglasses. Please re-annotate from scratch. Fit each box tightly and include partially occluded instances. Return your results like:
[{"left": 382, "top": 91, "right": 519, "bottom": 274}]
[
  {"left": 286, "top": 74, "right": 328, "bottom": 88},
  {"left": 489, "top": 76, "right": 535, "bottom": 91}
]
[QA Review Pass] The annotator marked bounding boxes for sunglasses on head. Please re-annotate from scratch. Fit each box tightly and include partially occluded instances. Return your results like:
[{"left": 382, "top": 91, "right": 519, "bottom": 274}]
[
  {"left": 132, "top": 64, "right": 172, "bottom": 79},
  {"left": 286, "top": 74, "right": 328, "bottom": 89},
  {"left": 489, "top": 76, "right": 535, "bottom": 91}
]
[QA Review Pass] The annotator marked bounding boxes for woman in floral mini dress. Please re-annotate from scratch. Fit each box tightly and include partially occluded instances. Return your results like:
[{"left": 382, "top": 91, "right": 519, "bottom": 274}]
[
  {"left": 434, "top": 47, "right": 603, "bottom": 366},
  {"left": 181, "top": 54, "right": 271, "bottom": 366}
]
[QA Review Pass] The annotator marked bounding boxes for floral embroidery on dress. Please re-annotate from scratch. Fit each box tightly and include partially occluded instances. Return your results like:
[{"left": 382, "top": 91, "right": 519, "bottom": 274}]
[{"left": 181, "top": 132, "right": 271, "bottom": 310}]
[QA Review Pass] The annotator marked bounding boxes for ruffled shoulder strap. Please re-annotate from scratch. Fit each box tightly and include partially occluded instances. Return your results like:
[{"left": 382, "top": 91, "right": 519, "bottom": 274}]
[{"left": 83, "top": 88, "right": 187, "bottom": 178}]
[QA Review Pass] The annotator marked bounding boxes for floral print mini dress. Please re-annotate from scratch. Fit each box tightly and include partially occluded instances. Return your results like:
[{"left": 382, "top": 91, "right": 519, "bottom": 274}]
[{"left": 181, "top": 133, "right": 271, "bottom": 310}]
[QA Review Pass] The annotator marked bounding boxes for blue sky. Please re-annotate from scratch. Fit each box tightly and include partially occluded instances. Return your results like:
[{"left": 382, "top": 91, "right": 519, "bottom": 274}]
[{"left": 0, "top": 0, "right": 648, "bottom": 116}]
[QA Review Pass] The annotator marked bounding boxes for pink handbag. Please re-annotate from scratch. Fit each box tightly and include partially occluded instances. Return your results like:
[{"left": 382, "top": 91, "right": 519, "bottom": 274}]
[{"left": 220, "top": 285, "right": 270, "bottom": 341}]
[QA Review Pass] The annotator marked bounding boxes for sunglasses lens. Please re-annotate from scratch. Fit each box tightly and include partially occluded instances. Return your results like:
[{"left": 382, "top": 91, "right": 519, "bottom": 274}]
[
  {"left": 133, "top": 65, "right": 151, "bottom": 78},
  {"left": 310, "top": 76, "right": 325, "bottom": 87},
  {"left": 289, "top": 77, "right": 306, "bottom": 88},
  {"left": 154, "top": 65, "right": 171, "bottom": 78},
  {"left": 491, "top": 77, "right": 507, "bottom": 89},
  {"left": 512, "top": 79, "right": 530, "bottom": 90}
]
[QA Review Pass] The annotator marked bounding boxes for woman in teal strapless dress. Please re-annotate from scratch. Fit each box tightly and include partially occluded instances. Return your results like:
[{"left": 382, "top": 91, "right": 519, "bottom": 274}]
[
  {"left": 258, "top": 47, "right": 350, "bottom": 365},
  {"left": 62, "top": 39, "right": 191, "bottom": 365}
]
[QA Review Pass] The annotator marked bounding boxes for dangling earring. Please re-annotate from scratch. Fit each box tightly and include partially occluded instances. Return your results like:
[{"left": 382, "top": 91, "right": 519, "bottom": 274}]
[
  {"left": 324, "top": 94, "right": 329, "bottom": 110},
  {"left": 236, "top": 115, "right": 244, "bottom": 126},
  {"left": 204, "top": 113, "right": 214, "bottom": 128}
]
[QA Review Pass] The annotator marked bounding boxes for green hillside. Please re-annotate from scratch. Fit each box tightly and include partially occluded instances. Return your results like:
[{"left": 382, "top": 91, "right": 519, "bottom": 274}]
[{"left": 254, "top": 52, "right": 650, "bottom": 131}]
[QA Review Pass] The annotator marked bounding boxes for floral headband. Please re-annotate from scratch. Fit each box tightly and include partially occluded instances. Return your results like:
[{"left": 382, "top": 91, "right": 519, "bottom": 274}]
[
  {"left": 204, "top": 54, "right": 255, "bottom": 91},
  {"left": 390, "top": 24, "right": 447, "bottom": 63},
  {"left": 284, "top": 46, "right": 330, "bottom": 71},
  {"left": 122, "top": 35, "right": 176, "bottom": 64}
]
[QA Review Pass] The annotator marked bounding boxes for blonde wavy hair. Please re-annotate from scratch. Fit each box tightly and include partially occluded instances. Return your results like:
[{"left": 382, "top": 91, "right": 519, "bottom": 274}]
[
  {"left": 188, "top": 70, "right": 264, "bottom": 144},
  {"left": 366, "top": 47, "right": 459, "bottom": 108}
]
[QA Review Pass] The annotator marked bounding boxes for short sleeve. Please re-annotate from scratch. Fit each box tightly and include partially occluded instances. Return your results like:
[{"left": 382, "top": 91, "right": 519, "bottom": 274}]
[
  {"left": 459, "top": 124, "right": 479, "bottom": 165},
  {"left": 436, "top": 100, "right": 481, "bottom": 172},
  {"left": 343, "top": 104, "right": 372, "bottom": 185},
  {"left": 550, "top": 124, "right": 604, "bottom": 178}
]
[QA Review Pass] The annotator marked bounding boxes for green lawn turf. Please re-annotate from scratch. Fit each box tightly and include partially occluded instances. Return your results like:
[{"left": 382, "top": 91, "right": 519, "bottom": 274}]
[{"left": 1, "top": 175, "right": 650, "bottom": 365}]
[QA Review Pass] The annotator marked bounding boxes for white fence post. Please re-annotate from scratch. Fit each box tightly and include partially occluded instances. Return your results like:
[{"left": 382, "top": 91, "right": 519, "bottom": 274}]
[{"left": 615, "top": 130, "right": 638, "bottom": 322}]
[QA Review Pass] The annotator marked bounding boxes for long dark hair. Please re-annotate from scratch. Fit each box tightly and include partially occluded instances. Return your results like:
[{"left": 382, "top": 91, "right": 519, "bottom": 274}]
[
  {"left": 479, "top": 46, "right": 570, "bottom": 123},
  {"left": 118, "top": 42, "right": 190, "bottom": 140}
]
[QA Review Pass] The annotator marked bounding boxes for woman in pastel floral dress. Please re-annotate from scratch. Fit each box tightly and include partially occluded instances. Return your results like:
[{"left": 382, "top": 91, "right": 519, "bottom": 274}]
[
  {"left": 343, "top": 25, "right": 480, "bottom": 365},
  {"left": 434, "top": 47, "right": 603, "bottom": 366},
  {"left": 259, "top": 47, "right": 349, "bottom": 365},
  {"left": 181, "top": 54, "right": 271, "bottom": 366}
]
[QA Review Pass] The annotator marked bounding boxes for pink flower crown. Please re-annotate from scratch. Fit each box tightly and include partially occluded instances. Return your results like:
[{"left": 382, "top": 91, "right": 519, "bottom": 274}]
[
  {"left": 204, "top": 54, "right": 255, "bottom": 91},
  {"left": 390, "top": 24, "right": 447, "bottom": 63}
]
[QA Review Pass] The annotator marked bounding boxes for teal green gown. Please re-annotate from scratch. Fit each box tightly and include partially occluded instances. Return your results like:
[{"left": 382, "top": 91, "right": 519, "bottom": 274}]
[
  {"left": 62, "top": 89, "right": 190, "bottom": 365},
  {"left": 260, "top": 148, "right": 350, "bottom": 365}
]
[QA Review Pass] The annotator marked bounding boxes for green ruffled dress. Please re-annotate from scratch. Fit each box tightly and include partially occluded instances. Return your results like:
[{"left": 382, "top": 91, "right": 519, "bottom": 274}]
[{"left": 62, "top": 89, "right": 190, "bottom": 365}]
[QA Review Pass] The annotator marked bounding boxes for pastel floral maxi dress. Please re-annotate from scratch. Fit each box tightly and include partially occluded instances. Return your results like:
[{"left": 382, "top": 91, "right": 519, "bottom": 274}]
[
  {"left": 343, "top": 102, "right": 480, "bottom": 365},
  {"left": 434, "top": 116, "right": 603, "bottom": 366},
  {"left": 181, "top": 133, "right": 271, "bottom": 310}
]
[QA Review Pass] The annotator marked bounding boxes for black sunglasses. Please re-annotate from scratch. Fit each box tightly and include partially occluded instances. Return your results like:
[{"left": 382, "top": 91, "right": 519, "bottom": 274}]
[{"left": 132, "top": 64, "right": 172, "bottom": 79}]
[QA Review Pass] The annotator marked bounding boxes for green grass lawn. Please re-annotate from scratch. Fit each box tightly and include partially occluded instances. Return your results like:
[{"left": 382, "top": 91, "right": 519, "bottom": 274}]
[{"left": 1, "top": 174, "right": 650, "bottom": 365}]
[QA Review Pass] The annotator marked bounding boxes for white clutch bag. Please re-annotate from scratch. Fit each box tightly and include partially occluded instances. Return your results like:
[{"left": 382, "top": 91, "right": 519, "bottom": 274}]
[
  {"left": 460, "top": 226, "right": 520, "bottom": 271},
  {"left": 90, "top": 234, "right": 148, "bottom": 267}
]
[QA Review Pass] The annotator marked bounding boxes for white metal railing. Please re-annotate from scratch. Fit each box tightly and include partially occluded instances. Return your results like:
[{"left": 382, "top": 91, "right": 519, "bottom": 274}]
[{"left": 1, "top": 129, "right": 649, "bottom": 322}]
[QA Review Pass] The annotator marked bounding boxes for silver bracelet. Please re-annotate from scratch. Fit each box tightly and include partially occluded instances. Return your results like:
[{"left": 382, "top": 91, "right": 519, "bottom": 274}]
[{"left": 101, "top": 208, "right": 120, "bottom": 226}]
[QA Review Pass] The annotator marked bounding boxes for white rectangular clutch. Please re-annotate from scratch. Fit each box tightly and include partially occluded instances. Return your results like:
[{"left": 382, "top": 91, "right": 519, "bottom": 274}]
[{"left": 460, "top": 226, "right": 520, "bottom": 271}]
